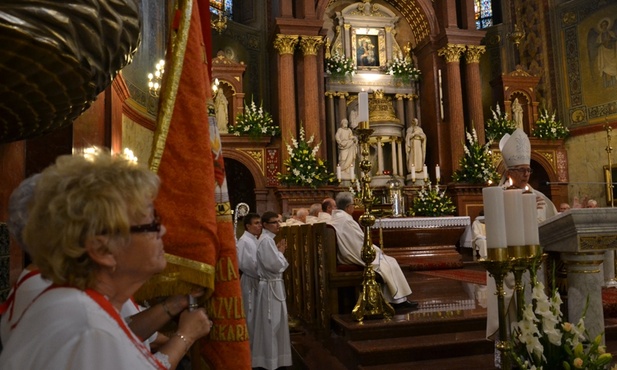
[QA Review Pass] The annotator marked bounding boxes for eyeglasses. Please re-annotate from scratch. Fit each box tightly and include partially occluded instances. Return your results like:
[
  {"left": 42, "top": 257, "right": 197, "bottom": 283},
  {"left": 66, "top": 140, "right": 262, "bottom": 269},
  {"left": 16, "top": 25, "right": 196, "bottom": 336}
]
[
  {"left": 510, "top": 168, "right": 533, "bottom": 174},
  {"left": 130, "top": 211, "right": 162, "bottom": 236}
]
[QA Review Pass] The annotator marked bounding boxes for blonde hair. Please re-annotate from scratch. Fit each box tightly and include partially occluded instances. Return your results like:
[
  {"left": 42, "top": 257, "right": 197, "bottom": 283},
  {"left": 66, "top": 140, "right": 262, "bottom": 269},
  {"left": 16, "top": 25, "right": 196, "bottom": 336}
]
[{"left": 23, "top": 148, "right": 160, "bottom": 290}]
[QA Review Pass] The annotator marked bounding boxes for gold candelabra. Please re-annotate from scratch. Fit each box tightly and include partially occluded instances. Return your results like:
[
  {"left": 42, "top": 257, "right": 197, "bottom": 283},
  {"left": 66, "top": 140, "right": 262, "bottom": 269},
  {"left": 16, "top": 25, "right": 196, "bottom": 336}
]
[
  {"left": 147, "top": 59, "right": 165, "bottom": 97},
  {"left": 211, "top": 10, "right": 227, "bottom": 34},
  {"left": 480, "top": 244, "right": 544, "bottom": 370},
  {"left": 351, "top": 120, "right": 395, "bottom": 322}
]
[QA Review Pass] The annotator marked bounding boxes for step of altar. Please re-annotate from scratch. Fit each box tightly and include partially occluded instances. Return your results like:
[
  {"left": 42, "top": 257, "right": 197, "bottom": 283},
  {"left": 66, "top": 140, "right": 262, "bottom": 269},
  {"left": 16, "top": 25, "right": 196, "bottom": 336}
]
[{"left": 328, "top": 311, "right": 493, "bottom": 369}]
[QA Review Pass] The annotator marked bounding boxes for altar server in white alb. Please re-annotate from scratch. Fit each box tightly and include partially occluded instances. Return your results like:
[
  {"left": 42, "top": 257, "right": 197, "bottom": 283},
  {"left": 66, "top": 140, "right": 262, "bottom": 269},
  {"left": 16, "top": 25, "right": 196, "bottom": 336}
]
[
  {"left": 486, "top": 128, "right": 558, "bottom": 350},
  {"left": 235, "top": 212, "right": 262, "bottom": 350},
  {"left": 252, "top": 211, "right": 292, "bottom": 369},
  {"left": 328, "top": 192, "right": 417, "bottom": 311}
]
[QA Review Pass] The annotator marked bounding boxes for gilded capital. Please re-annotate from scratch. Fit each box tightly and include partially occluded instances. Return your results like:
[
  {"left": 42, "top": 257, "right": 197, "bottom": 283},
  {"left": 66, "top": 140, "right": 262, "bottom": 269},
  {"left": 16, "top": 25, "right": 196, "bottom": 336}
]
[
  {"left": 438, "top": 44, "right": 466, "bottom": 63},
  {"left": 299, "top": 36, "right": 324, "bottom": 56},
  {"left": 274, "top": 34, "right": 299, "bottom": 55},
  {"left": 465, "top": 45, "right": 486, "bottom": 64}
]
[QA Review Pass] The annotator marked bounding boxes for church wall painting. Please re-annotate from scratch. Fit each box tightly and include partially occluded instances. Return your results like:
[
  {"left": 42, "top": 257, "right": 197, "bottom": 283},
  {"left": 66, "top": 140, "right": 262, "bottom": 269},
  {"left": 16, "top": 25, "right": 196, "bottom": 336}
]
[{"left": 560, "top": 1, "right": 617, "bottom": 128}]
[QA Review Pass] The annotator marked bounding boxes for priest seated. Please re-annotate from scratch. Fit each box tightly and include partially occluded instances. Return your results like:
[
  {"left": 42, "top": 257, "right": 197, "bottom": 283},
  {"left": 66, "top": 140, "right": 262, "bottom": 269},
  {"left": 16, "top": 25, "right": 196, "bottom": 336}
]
[{"left": 327, "top": 191, "right": 418, "bottom": 312}]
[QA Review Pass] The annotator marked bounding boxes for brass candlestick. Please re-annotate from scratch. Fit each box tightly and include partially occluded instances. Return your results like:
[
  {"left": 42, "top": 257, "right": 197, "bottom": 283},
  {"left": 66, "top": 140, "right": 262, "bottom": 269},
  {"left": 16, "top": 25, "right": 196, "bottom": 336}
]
[
  {"left": 480, "top": 248, "right": 513, "bottom": 370},
  {"left": 351, "top": 121, "right": 395, "bottom": 322}
]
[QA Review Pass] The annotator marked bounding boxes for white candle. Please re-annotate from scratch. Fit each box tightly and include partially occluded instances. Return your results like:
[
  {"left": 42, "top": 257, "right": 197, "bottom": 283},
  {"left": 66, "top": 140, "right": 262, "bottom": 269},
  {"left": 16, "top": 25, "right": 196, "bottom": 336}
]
[
  {"left": 336, "top": 164, "right": 342, "bottom": 181},
  {"left": 504, "top": 189, "right": 525, "bottom": 246},
  {"left": 438, "top": 69, "right": 444, "bottom": 119},
  {"left": 356, "top": 176, "right": 361, "bottom": 192},
  {"left": 435, "top": 164, "right": 441, "bottom": 180},
  {"left": 411, "top": 164, "right": 416, "bottom": 181},
  {"left": 482, "top": 186, "right": 507, "bottom": 249},
  {"left": 423, "top": 165, "right": 428, "bottom": 180},
  {"left": 522, "top": 191, "right": 539, "bottom": 245},
  {"left": 358, "top": 91, "right": 369, "bottom": 122},
  {"left": 350, "top": 165, "right": 355, "bottom": 180}
]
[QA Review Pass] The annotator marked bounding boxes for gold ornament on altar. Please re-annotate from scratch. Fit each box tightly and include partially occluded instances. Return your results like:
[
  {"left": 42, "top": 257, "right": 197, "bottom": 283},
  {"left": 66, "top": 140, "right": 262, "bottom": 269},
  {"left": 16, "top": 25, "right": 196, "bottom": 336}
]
[{"left": 368, "top": 89, "right": 400, "bottom": 123}]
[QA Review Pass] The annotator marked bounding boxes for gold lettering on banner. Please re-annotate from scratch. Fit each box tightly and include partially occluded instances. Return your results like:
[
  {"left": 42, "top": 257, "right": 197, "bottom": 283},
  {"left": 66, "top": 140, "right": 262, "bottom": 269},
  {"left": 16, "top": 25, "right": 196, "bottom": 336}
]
[
  {"left": 209, "top": 323, "right": 249, "bottom": 341},
  {"left": 215, "top": 256, "right": 239, "bottom": 282},
  {"left": 579, "top": 235, "right": 617, "bottom": 250},
  {"left": 205, "top": 296, "right": 245, "bottom": 319}
]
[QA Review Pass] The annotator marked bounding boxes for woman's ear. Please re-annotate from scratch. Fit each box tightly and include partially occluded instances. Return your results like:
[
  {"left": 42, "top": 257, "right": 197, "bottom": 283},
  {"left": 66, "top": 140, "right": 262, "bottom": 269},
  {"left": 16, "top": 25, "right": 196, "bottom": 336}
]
[{"left": 85, "top": 235, "right": 117, "bottom": 269}]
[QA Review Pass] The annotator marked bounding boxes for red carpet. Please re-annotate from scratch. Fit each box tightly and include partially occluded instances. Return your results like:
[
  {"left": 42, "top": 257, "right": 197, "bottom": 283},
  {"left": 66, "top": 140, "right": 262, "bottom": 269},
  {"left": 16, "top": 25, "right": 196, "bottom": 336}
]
[{"left": 415, "top": 269, "right": 487, "bottom": 285}]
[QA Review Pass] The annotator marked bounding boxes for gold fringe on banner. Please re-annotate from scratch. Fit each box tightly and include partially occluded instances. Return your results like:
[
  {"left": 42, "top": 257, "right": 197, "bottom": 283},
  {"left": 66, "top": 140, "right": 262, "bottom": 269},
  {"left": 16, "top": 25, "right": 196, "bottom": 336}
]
[
  {"left": 148, "top": 0, "right": 193, "bottom": 174},
  {"left": 134, "top": 253, "right": 215, "bottom": 304}
]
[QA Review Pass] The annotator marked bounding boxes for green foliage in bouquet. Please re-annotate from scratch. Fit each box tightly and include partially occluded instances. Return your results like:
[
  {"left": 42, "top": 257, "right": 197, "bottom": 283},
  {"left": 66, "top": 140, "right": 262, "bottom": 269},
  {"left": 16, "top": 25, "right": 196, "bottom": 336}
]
[
  {"left": 409, "top": 184, "right": 456, "bottom": 217},
  {"left": 452, "top": 129, "right": 500, "bottom": 184},
  {"left": 228, "top": 98, "right": 280, "bottom": 139},
  {"left": 325, "top": 53, "right": 355, "bottom": 77},
  {"left": 532, "top": 108, "right": 569, "bottom": 140},
  {"left": 386, "top": 57, "right": 421, "bottom": 82},
  {"left": 485, "top": 103, "right": 516, "bottom": 141},
  {"left": 277, "top": 127, "right": 337, "bottom": 188},
  {"left": 510, "top": 265, "right": 613, "bottom": 370}
]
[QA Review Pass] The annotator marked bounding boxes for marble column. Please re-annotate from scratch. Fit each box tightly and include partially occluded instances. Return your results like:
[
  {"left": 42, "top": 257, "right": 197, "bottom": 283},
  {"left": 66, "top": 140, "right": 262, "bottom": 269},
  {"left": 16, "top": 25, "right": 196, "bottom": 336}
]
[
  {"left": 325, "top": 91, "right": 337, "bottom": 169},
  {"left": 562, "top": 252, "right": 605, "bottom": 343},
  {"left": 335, "top": 92, "right": 349, "bottom": 127},
  {"left": 391, "top": 139, "right": 397, "bottom": 176},
  {"left": 406, "top": 94, "right": 416, "bottom": 125},
  {"left": 397, "top": 138, "right": 404, "bottom": 176},
  {"left": 438, "top": 44, "right": 466, "bottom": 172},
  {"left": 465, "top": 45, "right": 486, "bottom": 144},
  {"left": 299, "top": 36, "right": 324, "bottom": 152},
  {"left": 274, "top": 34, "right": 299, "bottom": 168},
  {"left": 395, "top": 94, "right": 405, "bottom": 125},
  {"left": 376, "top": 138, "right": 384, "bottom": 175}
]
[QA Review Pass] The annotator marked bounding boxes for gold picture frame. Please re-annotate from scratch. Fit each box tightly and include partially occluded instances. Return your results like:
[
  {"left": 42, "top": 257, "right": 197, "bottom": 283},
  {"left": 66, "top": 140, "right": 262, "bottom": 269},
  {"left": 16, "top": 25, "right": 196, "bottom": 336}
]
[
  {"left": 604, "top": 164, "right": 617, "bottom": 206},
  {"left": 351, "top": 27, "right": 386, "bottom": 71}
]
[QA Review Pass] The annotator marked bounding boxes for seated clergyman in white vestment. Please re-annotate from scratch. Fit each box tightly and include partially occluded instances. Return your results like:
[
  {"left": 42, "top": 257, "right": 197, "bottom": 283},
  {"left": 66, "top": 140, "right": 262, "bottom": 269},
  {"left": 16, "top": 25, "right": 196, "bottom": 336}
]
[{"left": 327, "top": 192, "right": 418, "bottom": 312}]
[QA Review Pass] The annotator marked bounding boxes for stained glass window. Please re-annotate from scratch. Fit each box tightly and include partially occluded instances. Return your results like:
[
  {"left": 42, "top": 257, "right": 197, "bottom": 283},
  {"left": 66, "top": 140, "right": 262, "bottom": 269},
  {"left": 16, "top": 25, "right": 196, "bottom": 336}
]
[
  {"left": 210, "top": 0, "right": 232, "bottom": 16},
  {"left": 474, "top": 0, "right": 493, "bottom": 29}
]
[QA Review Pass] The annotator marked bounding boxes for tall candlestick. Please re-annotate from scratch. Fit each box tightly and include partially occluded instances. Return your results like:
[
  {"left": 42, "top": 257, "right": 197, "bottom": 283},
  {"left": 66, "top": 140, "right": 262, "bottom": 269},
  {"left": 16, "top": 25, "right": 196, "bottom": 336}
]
[
  {"left": 435, "top": 164, "right": 441, "bottom": 181},
  {"left": 482, "top": 186, "right": 507, "bottom": 249},
  {"left": 503, "top": 189, "right": 525, "bottom": 246},
  {"left": 411, "top": 164, "right": 416, "bottom": 181},
  {"left": 358, "top": 91, "right": 369, "bottom": 122},
  {"left": 423, "top": 165, "right": 428, "bottom": 180},
  {"left": 522, "top": 191, "right": 539, "bottom": 245},
  {"left": 336, "top": 164, "right": 342, "bottom": 181}
]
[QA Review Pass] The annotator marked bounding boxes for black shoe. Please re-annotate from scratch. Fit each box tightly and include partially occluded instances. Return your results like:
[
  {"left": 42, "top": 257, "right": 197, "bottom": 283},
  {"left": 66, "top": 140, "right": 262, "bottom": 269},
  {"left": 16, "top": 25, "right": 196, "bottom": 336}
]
[{"left": 391, "top": 300, "right": 419, "bottom": 312}]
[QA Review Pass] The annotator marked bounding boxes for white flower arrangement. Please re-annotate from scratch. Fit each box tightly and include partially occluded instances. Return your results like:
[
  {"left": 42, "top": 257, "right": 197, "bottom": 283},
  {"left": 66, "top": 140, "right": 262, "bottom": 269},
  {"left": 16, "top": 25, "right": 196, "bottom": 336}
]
[
  {"left": 228, "top": 98, "right": 280, "bottom": 138},
  {"left": 325, "top": 53, "right": 355, "bottom": 77},
  {"left": 277, "top": 127, "right": 337, "bottom": 188},
  {"left": 485, "top": 103, "right": 517, "bottom": 141},
  {"left": 532, "top": 108, "right": 569, "bottom": 140},
  {"left": 409, "top": 183, "right": 456, "bottom": 217},
  {"left": 386, "top": 57, "right": 421, "bottom": 82},
  {"left": 510, "top": 272, "right": 613, "bottom": 369},
  {"left": 452, "top": 129, "right": 500, "bottom": 184}
]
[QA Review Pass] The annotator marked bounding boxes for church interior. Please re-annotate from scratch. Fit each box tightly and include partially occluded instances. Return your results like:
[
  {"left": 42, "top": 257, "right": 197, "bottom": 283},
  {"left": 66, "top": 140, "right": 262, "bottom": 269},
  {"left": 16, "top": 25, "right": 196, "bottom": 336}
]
[{"left": 2, "top": 0, "right": 617, "bottom": 369}]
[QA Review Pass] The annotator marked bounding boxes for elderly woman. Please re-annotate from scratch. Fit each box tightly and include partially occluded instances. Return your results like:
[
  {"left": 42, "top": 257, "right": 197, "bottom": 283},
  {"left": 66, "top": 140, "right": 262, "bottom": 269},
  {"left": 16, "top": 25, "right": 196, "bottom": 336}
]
[{"left": 0, "top": 149, "right": 211, "bottom": 369}]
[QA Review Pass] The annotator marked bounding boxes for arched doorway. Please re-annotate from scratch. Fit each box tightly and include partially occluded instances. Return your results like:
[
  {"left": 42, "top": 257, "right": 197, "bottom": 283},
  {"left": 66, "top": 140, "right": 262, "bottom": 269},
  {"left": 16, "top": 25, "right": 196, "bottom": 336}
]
[
  {"left": 224, "top": 157, "right": 256, "bottom": 213},
  {"left": 530, "top": 159, "right": 551, "bottom": 199}
]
